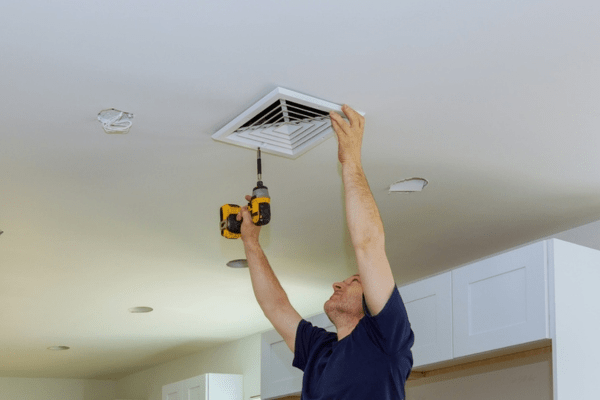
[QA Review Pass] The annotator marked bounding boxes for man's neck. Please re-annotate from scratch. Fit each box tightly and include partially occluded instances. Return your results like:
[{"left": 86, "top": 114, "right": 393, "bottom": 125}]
[{"left": 335, "top": 317, "right": 361, "bottom": 341}]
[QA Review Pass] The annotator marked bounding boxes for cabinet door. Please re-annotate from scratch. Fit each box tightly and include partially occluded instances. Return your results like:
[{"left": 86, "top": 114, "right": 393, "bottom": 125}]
[
  {"left": 206, "top": 374, "right": 243, "bottom": 400},
  {"left": 399, "top": 272, "right": 453, "bottom": 367},
  {"left": 162, "top": 375, "right": 206, "bottom": 400},
  {"left": 261, "top": 329, "right": 303, "bottom": 400},
  {"left": 163, "top": 381, "right": 181, "bottom": 400},
  {"left": 452, "top": 241, "right": 549, "bottom": 358}
]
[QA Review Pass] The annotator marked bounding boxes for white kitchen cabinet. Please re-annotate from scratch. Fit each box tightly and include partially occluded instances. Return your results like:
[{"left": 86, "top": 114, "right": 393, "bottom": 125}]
[
  {"left": 261, "top": 313, "right": 335, "bottom": 400},
  {"left": 548, "top": 239, "right": 600, "bottom": 400},
  {"left": 162, "top": 373, "right": 242, "bottom": 400},
  {"left": 399, "top": 271, "right": 453, "bottom": 367},
  {"left": 452, "top": 241, "right": 549, "bottom": 358}
]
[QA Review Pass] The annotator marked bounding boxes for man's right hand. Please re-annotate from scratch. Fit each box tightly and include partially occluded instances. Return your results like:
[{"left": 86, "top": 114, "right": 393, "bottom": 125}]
[{"left": 238, "top": 194, "right": 261, "bottom": 244}]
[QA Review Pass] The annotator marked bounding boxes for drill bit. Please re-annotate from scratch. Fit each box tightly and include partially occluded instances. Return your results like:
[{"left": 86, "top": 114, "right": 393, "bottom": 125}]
[{"left": 257, "top": 147, "right": 262, "bottom": 185}]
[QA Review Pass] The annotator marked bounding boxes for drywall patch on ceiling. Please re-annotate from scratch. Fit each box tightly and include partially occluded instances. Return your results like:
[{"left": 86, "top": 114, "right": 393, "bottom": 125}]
[
  {"left": 98, "top": 108, "right": 134, "bottom": 134},
  {"left": 212, "top": 87, "right": 365, "bottom": 159}
]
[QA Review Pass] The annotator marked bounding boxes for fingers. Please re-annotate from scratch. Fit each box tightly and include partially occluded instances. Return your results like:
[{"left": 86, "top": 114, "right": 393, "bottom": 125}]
[
  {"left": 237, "top": 195, "right": 252, "bottom": 219},
  {"left": 240, "top": 205, "right": 251, "bottom": 219},
  {"left": 341, "top": 104, "right": 364, "bottom": 129},
  {"left": 330, "top": 115, "right": 343, "bottom": 137},
  {"left": 238, "top": 203, "right": 261, "bottom": 243},
  {"left": 237, "top": 201, "right": 252, "bottom": 222},
  {"left": 330, "top": 110, "right": 349, "bottom": 133},
  {"left": 330, "top": 104, "right": 364, "bottom": 133}
]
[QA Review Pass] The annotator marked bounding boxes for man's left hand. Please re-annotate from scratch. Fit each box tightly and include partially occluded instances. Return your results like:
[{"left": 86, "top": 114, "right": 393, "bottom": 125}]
[{"left": 330, "top": 104, "right": 365, "bottom": 165}]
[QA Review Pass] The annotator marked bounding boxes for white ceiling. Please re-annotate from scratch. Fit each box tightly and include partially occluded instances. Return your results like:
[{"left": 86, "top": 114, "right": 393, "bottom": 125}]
[{"left": 1, "top": 0, "right": 599, "bottom": 381}]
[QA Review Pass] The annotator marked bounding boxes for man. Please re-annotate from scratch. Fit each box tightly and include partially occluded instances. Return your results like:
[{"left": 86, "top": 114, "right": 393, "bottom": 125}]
[{"left": 237, "top": 104, "right": 414, "bottom": 399}]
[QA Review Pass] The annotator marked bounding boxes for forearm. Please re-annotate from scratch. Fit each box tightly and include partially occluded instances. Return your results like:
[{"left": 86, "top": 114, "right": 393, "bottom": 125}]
[
  {"left": 330, "top": 104, "right": 395, "bottom": 315},
  {"left": 342, "top": 162, "right": 385, "bottom": 250},
  {"left": 243, "top": 239, "right": 292, "bottom": 314}
]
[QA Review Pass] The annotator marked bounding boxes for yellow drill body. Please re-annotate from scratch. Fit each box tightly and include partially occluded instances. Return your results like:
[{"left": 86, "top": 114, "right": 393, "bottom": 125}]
[{"left": 220, "top": 148, "right": 271, "bottom": 239}]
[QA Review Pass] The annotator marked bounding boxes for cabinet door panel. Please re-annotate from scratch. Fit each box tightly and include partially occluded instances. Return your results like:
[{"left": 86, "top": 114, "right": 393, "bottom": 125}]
[
  {"left": 163, "top": 376, "right": 205, "bottom": 400},
  {"left": 453, "top": 241, "right": 549, "bottom": 358},
  {"left": 261, "top": 330, "right": 303, "bottom": 399},
  {"left": 182, "top": 376, "right": 205, "bottom": 400},
  {"left": 399, "top": 272, "right": 453, "bottom": 367},
  {"left": 165, "top": 389, "right": 181, "bottom": 400},
  {"left": 207, "top": 374, "right": 243, "bottom": 400},
  {"left": 187, "top": 385, "right": 203, "bottom": 400}
]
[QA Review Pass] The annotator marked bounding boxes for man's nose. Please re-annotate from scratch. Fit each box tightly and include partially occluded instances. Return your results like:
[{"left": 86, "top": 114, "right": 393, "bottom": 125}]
[{"left": 333, "top": 282, "right": 343, "bottom": 290}]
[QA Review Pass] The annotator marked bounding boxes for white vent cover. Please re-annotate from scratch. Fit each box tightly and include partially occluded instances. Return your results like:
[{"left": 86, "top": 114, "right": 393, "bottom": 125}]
[{"left": 212, "top": 87, "right": 365, "bottom": 159}]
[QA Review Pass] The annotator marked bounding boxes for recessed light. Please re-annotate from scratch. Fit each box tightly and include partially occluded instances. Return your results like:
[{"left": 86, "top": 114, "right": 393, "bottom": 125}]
[
  {"left": 47, "top": 346, "right": 70, "bottom": 351},
  {"left": 227, "top": 259, "right": 248, "bottom": 268},
  {"left": 389, "top": 178, "right": 428, "bottom": 193},
  {"left": 128, "top": 306, "right": 153, "bottom": 313}
]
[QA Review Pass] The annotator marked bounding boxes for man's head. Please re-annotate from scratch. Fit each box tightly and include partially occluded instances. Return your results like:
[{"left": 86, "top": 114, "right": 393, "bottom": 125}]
[{"left": 324, "top": 274, "right": 365, "bottom": 325}]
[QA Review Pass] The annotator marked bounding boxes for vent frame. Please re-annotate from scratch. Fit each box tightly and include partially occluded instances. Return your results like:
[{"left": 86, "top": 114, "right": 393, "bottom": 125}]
[{"left": 211, "top": 87, "right": 365, "bottom": 159}]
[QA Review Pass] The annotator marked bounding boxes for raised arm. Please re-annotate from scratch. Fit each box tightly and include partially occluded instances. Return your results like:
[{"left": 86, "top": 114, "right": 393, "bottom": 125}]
[
  {"left": 330, "top": 105, "right": 396, "bottom": 316},
  {"left": 238, "top": 196, "right": 302, "bottom": 352}
]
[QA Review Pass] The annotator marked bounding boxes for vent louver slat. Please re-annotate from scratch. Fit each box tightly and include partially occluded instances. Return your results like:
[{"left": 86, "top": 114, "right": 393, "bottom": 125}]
[{"left": 212, "top": 87, "right": 364, "bottom": 159}]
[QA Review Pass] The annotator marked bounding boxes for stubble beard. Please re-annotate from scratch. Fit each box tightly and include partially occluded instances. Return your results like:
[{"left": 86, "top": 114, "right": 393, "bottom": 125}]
[{"left": 324, "top": 295, "right": 356, "bottom": 324}]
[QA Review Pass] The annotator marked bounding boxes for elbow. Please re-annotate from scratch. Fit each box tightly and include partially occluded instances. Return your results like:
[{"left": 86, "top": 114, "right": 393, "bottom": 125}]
[{"left": 260, "top": 295, "right": 292, "bottom": 316}]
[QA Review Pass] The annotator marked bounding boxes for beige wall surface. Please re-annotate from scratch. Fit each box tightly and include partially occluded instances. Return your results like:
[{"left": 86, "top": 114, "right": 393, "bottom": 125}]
[
  {"left": 406, "top": 352, "right": 553, "bottom": 400},
  {"left": 116, "top": 333, "right": 261, "bottom": 400},
  {"left": 0, "top": 377, "right": 116, "bottom": 400}
]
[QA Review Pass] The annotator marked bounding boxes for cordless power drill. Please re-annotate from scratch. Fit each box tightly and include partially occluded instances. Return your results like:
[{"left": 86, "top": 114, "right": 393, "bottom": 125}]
[{"left": 220, "top": 148, "right": 271, "bottom": 239}]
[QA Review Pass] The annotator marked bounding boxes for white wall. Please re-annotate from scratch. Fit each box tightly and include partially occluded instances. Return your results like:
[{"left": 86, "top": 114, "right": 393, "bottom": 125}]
[
  {"left": 0, "top": 377, "right": 116, "bottom": 400},
  {"left": 116, "top": 333, "right": 261, "bottom": 400}
]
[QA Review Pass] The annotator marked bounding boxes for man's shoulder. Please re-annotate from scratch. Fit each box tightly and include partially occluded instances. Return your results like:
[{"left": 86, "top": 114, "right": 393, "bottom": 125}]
[
  {"left": 298, "top": 319, "right": 337, "bottom": 342},
  {"left": 362, "top": 285, "right": 403, "bottom": 318}
]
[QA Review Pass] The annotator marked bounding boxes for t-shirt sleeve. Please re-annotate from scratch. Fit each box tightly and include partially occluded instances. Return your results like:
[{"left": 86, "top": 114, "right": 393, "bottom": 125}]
[
  {"left": 362, "top": 285, "right": 415, "bottom": 356},
  {"left": 292, "top": 319, "right": 329, "bottom": 371}
]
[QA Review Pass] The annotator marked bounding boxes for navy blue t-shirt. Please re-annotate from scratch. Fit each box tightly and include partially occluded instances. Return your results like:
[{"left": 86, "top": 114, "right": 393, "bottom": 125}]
[{"left": 292, "top": 286, "right": 414, "bottom": 400}]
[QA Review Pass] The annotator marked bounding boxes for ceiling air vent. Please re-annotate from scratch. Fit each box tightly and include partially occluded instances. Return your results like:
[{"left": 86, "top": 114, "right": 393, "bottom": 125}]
[{"left": 212, "top": 87, "right": 364, "bottom": 159}]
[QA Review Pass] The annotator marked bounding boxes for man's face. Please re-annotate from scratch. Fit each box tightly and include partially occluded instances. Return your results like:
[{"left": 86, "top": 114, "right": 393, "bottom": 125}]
[{"left": 324, "top": 274, "right": 364, "bottom": 319}]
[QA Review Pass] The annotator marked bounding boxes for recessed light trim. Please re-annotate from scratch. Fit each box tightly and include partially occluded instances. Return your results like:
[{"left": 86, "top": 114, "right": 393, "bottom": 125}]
[
  {"left": 128, "top": 306, "right": 154, "bottom": 313},
  {"left": 47, "top": 346, "right": 70, "bottom": 351},
  {"left": 227, "top": 259, "right": 249, "bottom": 268}
]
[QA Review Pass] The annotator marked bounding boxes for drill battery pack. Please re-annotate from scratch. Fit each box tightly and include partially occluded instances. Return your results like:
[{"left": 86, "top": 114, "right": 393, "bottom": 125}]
[
  {"left": 219, "top": 193, "right": 271, "bottom": 239},
  {"left": 220, "top": 204, "right": 242, "bottom": 239}
]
